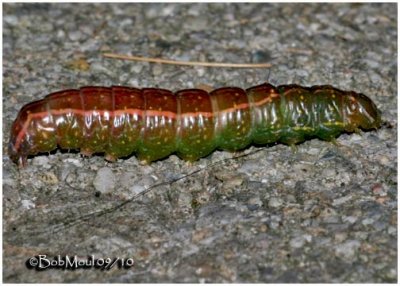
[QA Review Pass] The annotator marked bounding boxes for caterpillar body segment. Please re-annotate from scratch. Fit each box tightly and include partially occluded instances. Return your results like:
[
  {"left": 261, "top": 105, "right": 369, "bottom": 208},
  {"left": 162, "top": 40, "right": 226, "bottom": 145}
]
[{"left": 9, "top": 83, "right": 381, "bottom": 167}]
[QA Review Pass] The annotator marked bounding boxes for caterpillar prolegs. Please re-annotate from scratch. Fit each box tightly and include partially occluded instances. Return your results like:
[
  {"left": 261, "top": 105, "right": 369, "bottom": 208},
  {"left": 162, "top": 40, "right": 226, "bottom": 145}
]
[{"left": 9, "top": 83, "right": 381, "bottom": 167}]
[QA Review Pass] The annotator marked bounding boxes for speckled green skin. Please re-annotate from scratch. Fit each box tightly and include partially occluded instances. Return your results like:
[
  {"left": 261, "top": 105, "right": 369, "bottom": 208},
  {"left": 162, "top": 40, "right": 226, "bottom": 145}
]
[{"left": 9, "top": 83, "right": 381, "bottom": 166}]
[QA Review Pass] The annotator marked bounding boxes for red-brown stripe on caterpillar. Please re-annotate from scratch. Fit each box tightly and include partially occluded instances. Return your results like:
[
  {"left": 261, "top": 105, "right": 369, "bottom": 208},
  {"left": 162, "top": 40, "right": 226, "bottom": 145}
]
[{"left": 8, "top": 83, "right": 381, "bottom": 167}]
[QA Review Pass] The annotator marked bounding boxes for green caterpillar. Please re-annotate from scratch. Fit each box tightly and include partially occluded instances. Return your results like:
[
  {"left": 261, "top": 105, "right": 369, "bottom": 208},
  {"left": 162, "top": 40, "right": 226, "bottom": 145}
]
[{"left": 9, "top": 83, "right": 381, "bottom": 167}]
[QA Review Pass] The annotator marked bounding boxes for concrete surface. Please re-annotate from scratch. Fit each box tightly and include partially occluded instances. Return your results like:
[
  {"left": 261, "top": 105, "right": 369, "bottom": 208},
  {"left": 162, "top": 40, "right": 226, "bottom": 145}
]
[{"left": 3, "top": 3, "right": 397, "bottom": 283}]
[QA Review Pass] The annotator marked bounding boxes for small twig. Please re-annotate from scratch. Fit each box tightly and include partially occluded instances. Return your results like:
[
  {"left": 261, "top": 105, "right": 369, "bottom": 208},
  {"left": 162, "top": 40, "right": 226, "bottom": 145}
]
[{"left": 103, "top": 53, "right": 272, "bottom": 68}]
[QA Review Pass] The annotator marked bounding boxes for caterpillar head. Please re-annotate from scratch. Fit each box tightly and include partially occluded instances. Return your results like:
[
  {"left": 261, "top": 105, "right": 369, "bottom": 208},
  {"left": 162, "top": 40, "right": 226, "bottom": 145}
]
[{"left": 344, "top": 92, "right": 381, "bottom": 132}]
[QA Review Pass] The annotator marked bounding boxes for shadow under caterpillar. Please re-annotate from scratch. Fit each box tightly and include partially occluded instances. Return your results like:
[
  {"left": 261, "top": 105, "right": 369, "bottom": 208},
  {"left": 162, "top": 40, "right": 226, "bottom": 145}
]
[{"left": 9, "top": 82, "right": 381, "bottom": 167}]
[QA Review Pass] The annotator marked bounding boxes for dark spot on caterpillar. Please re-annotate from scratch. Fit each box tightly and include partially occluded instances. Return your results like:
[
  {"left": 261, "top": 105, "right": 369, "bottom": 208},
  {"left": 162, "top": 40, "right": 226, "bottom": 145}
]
[{"left": 8, "top": 82, "right": 381, "bottom": 167}]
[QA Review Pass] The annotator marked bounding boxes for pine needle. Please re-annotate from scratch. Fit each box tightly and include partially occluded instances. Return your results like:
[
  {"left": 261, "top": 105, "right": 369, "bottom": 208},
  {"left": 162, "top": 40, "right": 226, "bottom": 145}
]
[{"left": 103, "top": 53, "right": 272, "bottom": 68}]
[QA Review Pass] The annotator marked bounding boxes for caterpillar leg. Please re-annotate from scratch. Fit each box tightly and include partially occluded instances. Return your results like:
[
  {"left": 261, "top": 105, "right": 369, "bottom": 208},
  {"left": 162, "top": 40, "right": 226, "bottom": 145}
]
[
  {"left": 230, "top": 149, "right": 249, "bottom": 159},
  {"left": 330, "top": 138, "right": 340, "bottom": 146},
  {"left": 104, "top": 153, "right": 117, "bottom": 162},
  {"left": 139, "top": 159, "right": 150, "bottom": 165},
  {"left": 17, "top": 156, "right": 28, "bottom": 168},
  {"left": 289, "top": 144, "right": 298, "bottom": 154},
  {"left": 183, "top": 160, "right": 195, "bottom": 168},
  {"left": 80, "top": 148, "right": 93, "bottom": 157}
]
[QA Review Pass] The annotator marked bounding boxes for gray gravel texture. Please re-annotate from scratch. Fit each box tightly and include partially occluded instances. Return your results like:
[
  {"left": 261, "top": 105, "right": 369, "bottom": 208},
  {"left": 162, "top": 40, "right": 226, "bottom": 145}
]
[{"left": 3, "top": 3, "right": 397, "bottom": 283}]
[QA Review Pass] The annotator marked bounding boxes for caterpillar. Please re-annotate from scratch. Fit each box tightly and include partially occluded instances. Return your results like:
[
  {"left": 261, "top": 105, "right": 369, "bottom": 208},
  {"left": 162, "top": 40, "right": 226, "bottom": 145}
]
[{"left": 8, "top": 83, "right": 381, "bottom": 167}]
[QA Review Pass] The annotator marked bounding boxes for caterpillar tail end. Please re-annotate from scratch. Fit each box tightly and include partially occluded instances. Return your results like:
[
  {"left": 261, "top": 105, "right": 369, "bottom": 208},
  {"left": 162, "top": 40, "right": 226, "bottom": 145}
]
[{"left": 8, "top": 142, "right": 27, "bottom": 168}]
